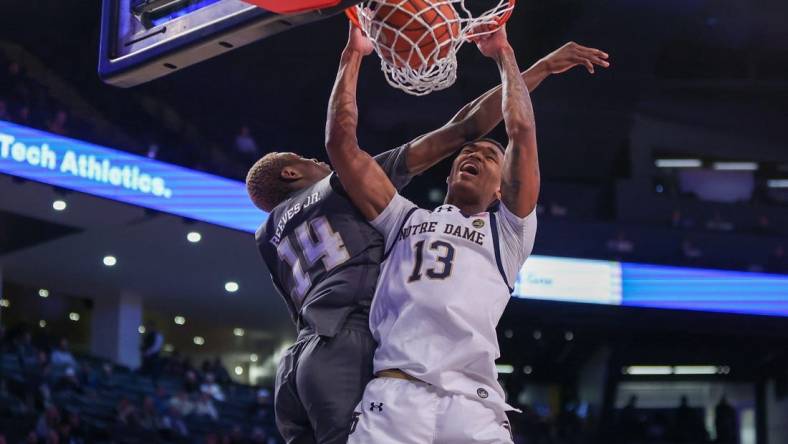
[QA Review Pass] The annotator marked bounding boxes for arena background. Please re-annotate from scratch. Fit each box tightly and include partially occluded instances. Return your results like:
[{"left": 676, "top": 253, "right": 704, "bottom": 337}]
[{"left": 0, "top": 0, "right": 787, "bottom": 443}]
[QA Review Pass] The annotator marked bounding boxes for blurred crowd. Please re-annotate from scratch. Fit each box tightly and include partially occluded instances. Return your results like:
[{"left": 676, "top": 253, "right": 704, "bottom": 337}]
[
  {"left": 0, "top": 325, "right": 279, "bottom": 444},
  {"left": 0, "top": 54, "right": 261, "bottom": 181}
]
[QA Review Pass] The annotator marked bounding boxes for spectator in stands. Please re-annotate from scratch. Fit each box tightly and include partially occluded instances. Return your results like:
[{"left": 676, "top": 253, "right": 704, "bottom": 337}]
[
  {"left": 606, "top": 231, "right": 635, "bottom": 259},
  {"left": 715, "top": 395, "right": 738, "bottom": 444},
  {"left": 200, "top": 372, "right": 226, "bottom": 402},
  {"left": 755, "top": 215, "right": 773, "bottom": 235},
  {"left": 249, "top": 388, "right": 272, "bottom": 422},
  {"left": 194, "top": 392, "right": 219, "bottom": 421},
  {"left": 619, "top": 395, "right": 642, "bottom": 442},
  {"left": 140, "top": 322, "right": 164, "bottom": 383},
  {"left": 14, "top": 104, "right": 33, "bottom": 126},
  {"left": 0, "top": 100, "right": 9, "bottom": 121},
  {"left": 235, "top": 125, "right": 260, "bottom": 161},
  {"left": 681, "top": 238, "right": 704, "bottom": 264},
  {"left": 47, "top": 110, "right": 69, "bottom": 136},
  {"left": 213, "top": 357, "right": 231, "bottom": 385},
  {"left": 549, "top": 202, "right": 568, "bottom": 217},
  {"left": 183, "top": 369, "right": 201, "bottom": 394},
  {"left": 15, "top": 332, "right": 37, "bottom": 369},
  {"left": 54, "top": 366, "right": 82, "bottom": 393},
  {"left": 65, "top": 411, "right": 86, "bottom": 444},
  {"left": 152, "top": 385, "right": 169, "bottom": 414},
  {"left": 706, "top": 211, "right": 734, "bottom": 232},
  {"left": 117, "top": 397, "right": 141, "bottom": 427},
  {"left": 766, "top": 244, "right": 787, "bottom": 274},
  {"left": 24, "top": 351, "right": 51, "bottom": 410},
  {"left": 160, "top": 405, "right": 190, "bottom": 439},
  {"left": 139, "top": 396, "right": 162, "bottom": 431},
  {"left": 169, "top": 391, "right": 195, "bottom": 417},
  {"left": 97, "top": 362, "right": 115, "bottom": 389},
  {"left": 50, "top": 338, "right": 78, "bottom": 373},
  {"left": 35, "top": 405, "right": 61, "bottom": 441},
  {"left": 674, "top": 395, "right": 708, "bottom": 443}
]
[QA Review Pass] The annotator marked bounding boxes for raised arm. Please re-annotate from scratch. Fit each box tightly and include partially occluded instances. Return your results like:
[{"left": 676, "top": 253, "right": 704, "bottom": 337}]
[
  {"left": 324, "top": 27, "right": 395, "bottom": 221},
  {"left": 480, "top": 26, "right": 540, "bottom": 217},
  {"left": 405, "top": 42, "right": 609, "bottom": 175}
]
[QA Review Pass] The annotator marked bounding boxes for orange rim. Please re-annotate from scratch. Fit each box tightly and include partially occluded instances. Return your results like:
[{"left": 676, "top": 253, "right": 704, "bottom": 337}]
[
  {"left": 345, "top": 6, "right": 361, "bottom": 28},
  {"left": 344, "top": 0, "right": 516, "bottom": 30},
  {"left": 497, "top": 0, "right": 516, "bottom": 26}
]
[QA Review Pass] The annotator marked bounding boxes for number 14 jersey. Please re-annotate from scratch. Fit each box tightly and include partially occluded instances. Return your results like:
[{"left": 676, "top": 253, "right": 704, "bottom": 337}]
[{"left": 370, "top": 193, "right": 537, "bottom": 414}]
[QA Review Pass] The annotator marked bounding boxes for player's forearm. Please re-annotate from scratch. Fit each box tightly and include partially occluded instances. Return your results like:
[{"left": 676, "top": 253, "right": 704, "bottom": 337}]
[
  {"left": 325, "top": 48, "right": 365, "bottom": 164},
  {"left": 497, "top": 46, "right": 540, "bottom": 216},
  {"left": 405, "top": 61, "right": 548, "bottom": 175}
]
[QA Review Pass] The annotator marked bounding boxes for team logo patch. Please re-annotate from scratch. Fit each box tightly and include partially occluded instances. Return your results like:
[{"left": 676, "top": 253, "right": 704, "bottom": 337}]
[
  {"left": 477, "top": 388, "right": 489, "bottom": 399},
  {"left": 473, "top": 219, "right": 485, "bottom": 229}
]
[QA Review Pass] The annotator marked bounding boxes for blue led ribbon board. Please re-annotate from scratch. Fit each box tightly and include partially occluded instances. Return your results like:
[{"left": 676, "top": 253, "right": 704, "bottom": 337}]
[
  {"left": 2, "top": 120, "right": 786, "bottom": 318},
  {"left": 0, "top": 120, "right": 264, "bottom": 232}
]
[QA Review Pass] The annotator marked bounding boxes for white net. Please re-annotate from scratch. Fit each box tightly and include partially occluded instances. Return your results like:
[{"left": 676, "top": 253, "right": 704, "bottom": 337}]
[{"left": 350, "top": 0, "right": 514, "bottom": 96}]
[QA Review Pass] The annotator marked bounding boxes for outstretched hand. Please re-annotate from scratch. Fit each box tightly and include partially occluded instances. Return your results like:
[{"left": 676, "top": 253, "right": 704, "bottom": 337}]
[
  {"left": 539, "top": 42, "right": 610, "bottom": 74},
  {"left": 346, "top": 24, "right": 374, "bottom": 56}
]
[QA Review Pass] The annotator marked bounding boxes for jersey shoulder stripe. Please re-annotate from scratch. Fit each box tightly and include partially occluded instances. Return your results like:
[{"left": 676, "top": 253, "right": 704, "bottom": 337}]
[
  {"left": 489, "top": 210, "right": 515, "bottom": 293},
  {"left": 383, "top": 206, "right": 419, "bottom": 261}
]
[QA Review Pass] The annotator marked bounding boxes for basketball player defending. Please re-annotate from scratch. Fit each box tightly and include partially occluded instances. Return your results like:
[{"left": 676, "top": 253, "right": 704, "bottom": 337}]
[
  {"left": 326, "top": 25, "right": 543, "bottom": 444},
  {"left": 248, "top": 28, "right": 608, "bottom": 444}
]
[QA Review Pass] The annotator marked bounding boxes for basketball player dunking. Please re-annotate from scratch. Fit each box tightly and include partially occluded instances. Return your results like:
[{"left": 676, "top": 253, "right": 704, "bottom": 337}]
[
  {"left": 247, "top": 27, "right": 608, "bottom": 444},
  {"left": 326, "top": 25, "right": 554, "bottom": 443}
]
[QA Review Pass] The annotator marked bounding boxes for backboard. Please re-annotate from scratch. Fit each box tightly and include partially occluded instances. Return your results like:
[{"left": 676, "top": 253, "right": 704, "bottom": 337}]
[{"left": 99, "top": 0, "right": 362, "bottom": 88}]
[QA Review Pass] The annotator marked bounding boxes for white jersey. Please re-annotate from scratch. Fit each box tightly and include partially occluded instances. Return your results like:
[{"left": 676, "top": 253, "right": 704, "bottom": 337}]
[{"left": 370, "top": 193, "right": 537, "bottom": 413}]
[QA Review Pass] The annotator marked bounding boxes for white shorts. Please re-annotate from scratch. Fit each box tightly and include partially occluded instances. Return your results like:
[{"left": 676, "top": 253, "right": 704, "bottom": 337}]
[{"left": 347, "top": 377, "right": 514, "bottom": 444}]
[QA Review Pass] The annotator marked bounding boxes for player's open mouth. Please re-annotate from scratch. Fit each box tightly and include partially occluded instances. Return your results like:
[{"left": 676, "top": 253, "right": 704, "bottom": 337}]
[{"left": 459, "top": 162, "right": 480, "bottom": 176}]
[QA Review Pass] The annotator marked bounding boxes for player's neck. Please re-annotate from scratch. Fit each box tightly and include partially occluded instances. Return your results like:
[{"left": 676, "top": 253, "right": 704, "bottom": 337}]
[{"left": 444, "top": 195, "right": 488, "bottom": 216}]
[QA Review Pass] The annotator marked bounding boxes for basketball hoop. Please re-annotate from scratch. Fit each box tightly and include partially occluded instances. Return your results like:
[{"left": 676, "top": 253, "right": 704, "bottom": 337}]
[{"left": 347, "top": 0, "right": 515, "bottom": 96}]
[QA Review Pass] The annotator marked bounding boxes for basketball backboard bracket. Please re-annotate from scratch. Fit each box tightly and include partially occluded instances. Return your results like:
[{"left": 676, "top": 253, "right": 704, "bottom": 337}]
[{"left": 99, "top": 0, "right": 362, "bottom": 88}]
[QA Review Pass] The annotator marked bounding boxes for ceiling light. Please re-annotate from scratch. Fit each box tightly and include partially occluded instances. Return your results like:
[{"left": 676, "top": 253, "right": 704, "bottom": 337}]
[
  {"left": 655, "top": 159, "right": 702, "bottom": 168},
  {"left": 712, "top": 162, "right": 758, "bottom": 171},
  {"left": 69, "top": 312, "right": 80, "bottom": 322},
  {"left": 767, "top": 179, "right": 788, "bottom": 188},
  {"left": 623, "top": 365, "right": 673, "bottom": 375},
  {"left": 233, "top": 328, "right": 245, "bottom": 337},
  {"left": 234, "top": 366, "right": 244, "bottom": 375},
  {"left": 52, "top": 200, "right": 67, "bottom": 211},
  {"left": 673, "top": 365, "right": 720, "bottom": 375},
  {"left": 193, "top": 336, "right": 205, "bottom": 346},
  {"left": 523, "top": 365, "right": 533, "bottom": 375},
  {"left": 225, "top": 281, "right": 239, "bottom": 293},
  {"left": 250, "top": 353, "right": 259, "bottom": 363},
  {"left": 503, "top": 329, "right": 513, "bottom": 338},
  {"left": 103, "top": 255, "right": 117, "bottom": 267},
  {"left": 532, "top": 330, "right": 542, "bottom": 340},
  {"left": 163, "top": 344, "right": 174, "bottom": 353},
  {"left": 39, "top": 320, "right": 47, "bottom": 328},
  {"left": 174, "top": 316, "right": 186, "bottom": 325},
  {"left": 0, "top": 299, "right": 9, "bottom": 308},
  {"left": 496, "top": 364, "right": 514, "bottom": 374},
  {"left": 564, "top": 331, "right": 574, "bottom": 341},
  {"left": 38, "top": 289, "right": 49, "bottom": 298},
  {"left": 138, "top": 325, "right": 146, "bottom": 334},
  {"left": 187, "top": 231, "right": 202, "bottom": 243}
]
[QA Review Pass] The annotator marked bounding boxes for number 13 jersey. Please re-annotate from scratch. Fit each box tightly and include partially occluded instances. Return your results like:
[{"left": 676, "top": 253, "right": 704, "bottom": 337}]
[{"left": 370, "top": 193, "right": 537, "bottom": 413}]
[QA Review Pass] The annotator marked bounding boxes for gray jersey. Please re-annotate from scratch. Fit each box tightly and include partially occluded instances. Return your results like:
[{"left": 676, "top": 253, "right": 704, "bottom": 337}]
[{"left": 256, "top": 146, "right": 411, "bottom": 337}]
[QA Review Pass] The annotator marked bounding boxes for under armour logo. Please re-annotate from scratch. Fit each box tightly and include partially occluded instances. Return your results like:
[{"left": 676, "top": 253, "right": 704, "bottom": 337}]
[
  {"left": 435, "top": 206, "right": 454, "bottom": 213},
  {"left": 369, "top": 402, "right": 384, "bottom": 412}
]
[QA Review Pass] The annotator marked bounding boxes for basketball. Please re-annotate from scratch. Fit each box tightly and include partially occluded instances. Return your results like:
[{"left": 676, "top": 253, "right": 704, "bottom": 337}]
[{"left": 371, "top": 0, "right": 461, "bottom": 69}]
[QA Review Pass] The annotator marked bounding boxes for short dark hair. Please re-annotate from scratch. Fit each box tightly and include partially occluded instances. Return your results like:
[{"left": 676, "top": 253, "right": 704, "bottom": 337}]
[
  {"left": 460, "top": 138, "right": 506, "bottom": 154},
  {"left": 246, "top": 153, "right": 294, "bottom": 212}
]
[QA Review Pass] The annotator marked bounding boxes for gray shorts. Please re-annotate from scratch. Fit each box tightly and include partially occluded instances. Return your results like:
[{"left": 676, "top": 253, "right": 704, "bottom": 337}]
[{"left": 275, "top": 314, "right": 375, "bottom": 444}]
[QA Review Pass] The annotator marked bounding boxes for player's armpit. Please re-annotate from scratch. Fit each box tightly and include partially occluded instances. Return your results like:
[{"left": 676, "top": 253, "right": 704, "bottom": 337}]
[{"left": 330, "top": 148, "right": 397, "bottom": 221}]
